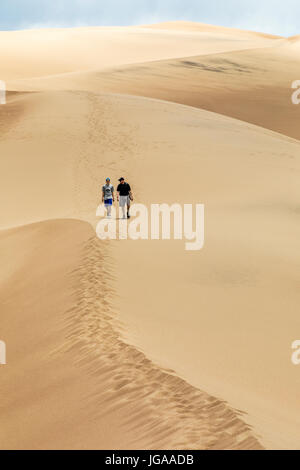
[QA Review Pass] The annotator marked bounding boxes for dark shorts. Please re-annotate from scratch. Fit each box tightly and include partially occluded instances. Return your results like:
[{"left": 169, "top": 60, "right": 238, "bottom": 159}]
[{"left": 104, "top": 198, "right": 113, "bottom": 206}]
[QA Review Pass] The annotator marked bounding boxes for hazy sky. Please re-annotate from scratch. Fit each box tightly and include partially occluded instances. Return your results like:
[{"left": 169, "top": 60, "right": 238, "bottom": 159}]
[{"left": 0, "top": 0, "right": 299, "bottom": 37}]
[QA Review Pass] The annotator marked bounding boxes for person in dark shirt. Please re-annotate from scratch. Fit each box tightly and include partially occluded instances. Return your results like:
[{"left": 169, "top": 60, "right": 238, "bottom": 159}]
[{"left": 117, "top": 177, "right": 133, "bottom": 219}]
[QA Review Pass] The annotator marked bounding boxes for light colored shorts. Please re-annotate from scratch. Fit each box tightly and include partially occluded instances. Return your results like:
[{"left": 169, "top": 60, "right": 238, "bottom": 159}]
[{"left": 119, "top": 195, "right": 130, "bottom": 207}]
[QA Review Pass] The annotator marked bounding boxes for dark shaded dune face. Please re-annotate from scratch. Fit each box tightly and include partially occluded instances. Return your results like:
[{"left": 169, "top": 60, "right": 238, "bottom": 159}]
[{"left": 179, "top": 58, "right": 254, "bottom": 73}]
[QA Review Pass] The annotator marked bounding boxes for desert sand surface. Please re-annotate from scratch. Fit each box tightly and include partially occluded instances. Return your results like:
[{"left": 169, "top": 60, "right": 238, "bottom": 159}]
[
  {"left": 0, "top": 219, "right": 263, "bottom": 450},
  {"left": 0, "top": 22, "right": 280, "bottom": 81},
  {"left": 10, "top": 42, "right": 299, "bottom": 140},
  {"left": 7, "top": 27, "right": 299, "bottom": 141},
  {"left": 0, "top": 22, "right": 300, "bottom": 450}
]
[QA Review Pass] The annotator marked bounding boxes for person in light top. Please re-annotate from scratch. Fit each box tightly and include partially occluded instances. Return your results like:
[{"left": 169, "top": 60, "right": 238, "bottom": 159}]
[{"left": 102, "top": 178, "right": 115, "bottom": 218}]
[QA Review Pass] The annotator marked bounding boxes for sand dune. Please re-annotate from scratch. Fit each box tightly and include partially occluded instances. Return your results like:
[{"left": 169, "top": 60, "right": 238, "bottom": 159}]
[
  {"left": 7, "top": 33, "right": 298, "bottom": 140},
  {"left": 1, "top": 88, "right": 300, "bottom": 449},
  {"left": 0, "top": 219, "right": 263, "bottom": 450},
  {"left": 279, "top": 35, "right": 300, "bottom": 56},
  {"left": 1, "top": 23, "right": 300, "bottom": 450},
  {"left": 0, "top": 24, "right": 279, "bottom": 82},
  {"left": 140, "top": 20, "right": 283, "bottom": 39},
  {"left": 287, "top": 35, "right": 300, "bottom": 41},
  {"left": 62, "top": 43, "right": 299, "bottom": 140}
]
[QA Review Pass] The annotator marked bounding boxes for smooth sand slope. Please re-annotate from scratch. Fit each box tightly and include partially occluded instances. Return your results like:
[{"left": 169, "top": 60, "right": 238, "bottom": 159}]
[
  {"left": 0, "top": 22, "right": 280, "bottom": 81},
  {"left": 0, "top": 22, "right": 300, "bottom": 449},
  {"left": 7, "top": 26, "right": 299, "bottom": 141},
  {"left": 1, "top": 89, "right": 300, "bottom": 449},
  {"left": 10, "top": 41, "right": 299, "bottom": 140},
  {"left": 78, "top": 43, "right": 300, "bottom": 140},
  {"left": 0, "top": 219, "right": 262, "bottom": 450}
]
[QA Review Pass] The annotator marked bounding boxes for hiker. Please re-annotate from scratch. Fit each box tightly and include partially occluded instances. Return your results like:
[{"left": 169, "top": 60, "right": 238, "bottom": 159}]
[
  {"left": 117, "top": 177, "right": 133, "bottom": 219},
  {"left": 102, "top": 178, "right": 115, "bottom": 218}
]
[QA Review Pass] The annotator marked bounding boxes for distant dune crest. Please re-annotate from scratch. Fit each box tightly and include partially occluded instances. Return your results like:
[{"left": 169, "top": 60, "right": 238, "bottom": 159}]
[{"left": 140, "top": 20, "right": 284, "bottom": 39}]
